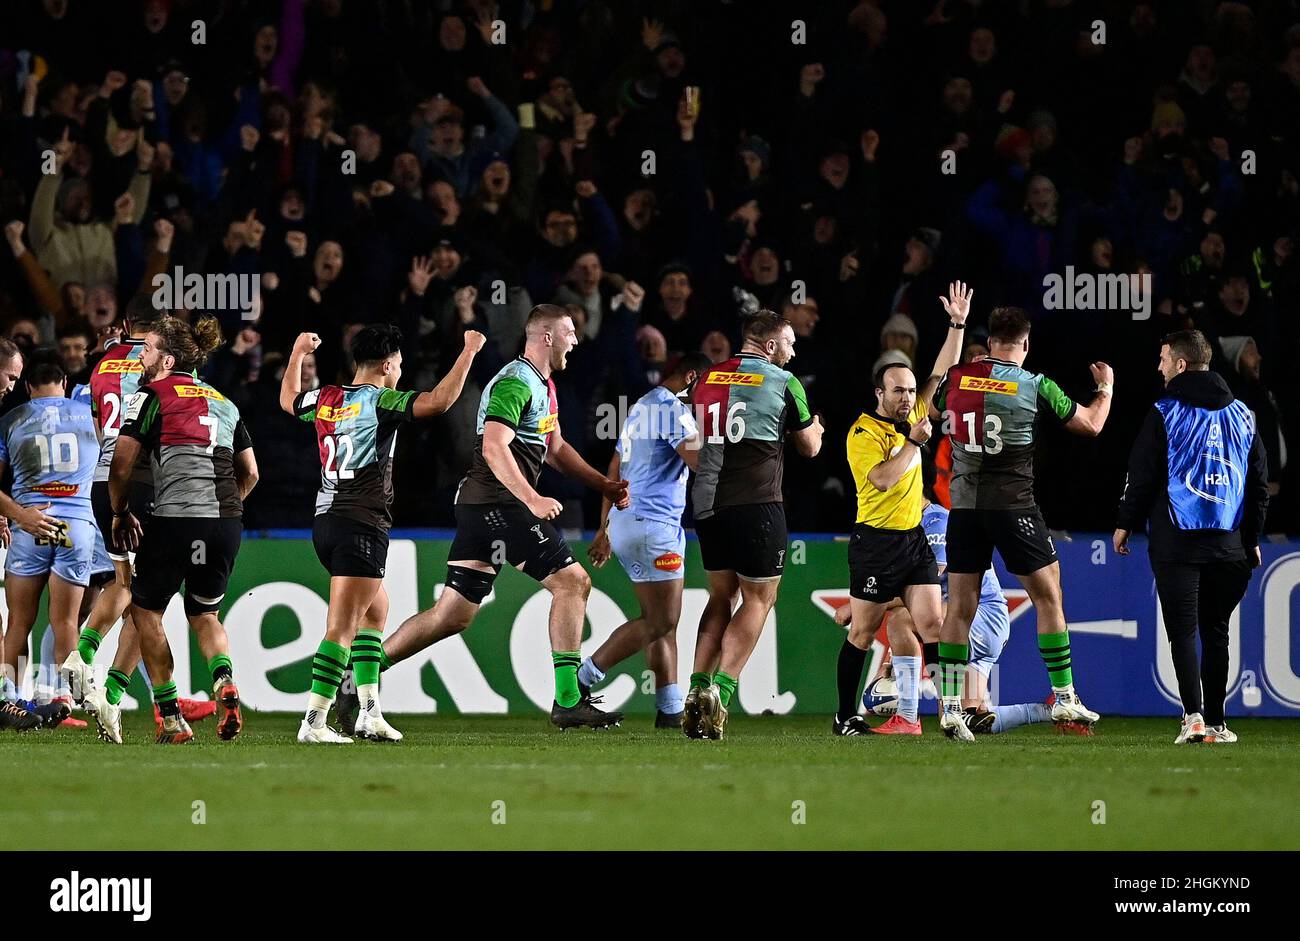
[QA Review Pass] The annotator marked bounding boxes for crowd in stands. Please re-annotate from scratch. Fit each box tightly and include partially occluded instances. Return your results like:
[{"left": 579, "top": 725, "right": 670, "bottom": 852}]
[{"left": 2, "top": 0, "right": 1299, "bottom": 537}]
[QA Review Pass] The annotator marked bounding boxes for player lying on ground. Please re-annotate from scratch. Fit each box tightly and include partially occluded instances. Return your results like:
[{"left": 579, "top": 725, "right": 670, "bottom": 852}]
[
  {"left": 930, "top": 305, "right": 1112, "bottom": 741},
  {"left": 835, "top": 282, "right": 971, "bottom": 736},
  {"left": 585, "top": 353, "right": 711, "bottom": 727},
  {"left": 683, "top": 311, "right": 822, "bottom": 739},
  {"left": 106, "top": 317, "right": 258, "bottom": 745},
  {"left": 283, "top": 325, "right": 485, "bottom": 744},
  {"left": 348, "top": 305, "right": 631, "bottom": 731}
]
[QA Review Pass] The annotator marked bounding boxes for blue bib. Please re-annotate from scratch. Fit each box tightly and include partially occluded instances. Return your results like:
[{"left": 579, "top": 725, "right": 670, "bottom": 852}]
[{"left": 1156, "top": 398, "right": 1254, "bottom": 531}]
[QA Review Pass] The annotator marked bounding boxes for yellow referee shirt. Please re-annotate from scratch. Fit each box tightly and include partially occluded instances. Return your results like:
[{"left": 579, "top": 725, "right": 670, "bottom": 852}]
[{"left": 846, "top": 398, "right": 928, "bottom": 530}]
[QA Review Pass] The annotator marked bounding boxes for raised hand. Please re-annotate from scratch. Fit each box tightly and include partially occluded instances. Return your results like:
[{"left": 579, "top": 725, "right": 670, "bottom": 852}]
[
  {"left": 467, "top": 76, "right": 490, "bottom": 98},
  {"left": 408, "top": 254, "right": 434, "bottom": 296},
  {"left": 240, "top": 124, "right": 260, "bottom": 152},
  {"left": 114, "top": 192, "right": 136, "bottom": 226},
  {"left": 455, "top": 285, "right": 479, "bottom": 324},
  {"left": 153, "top": 217, "right": 174, "bottom": 253},
  {"left": 573, "top": 110, "right": 597, "bottom": 141},
  {"left": 621, "top": 280, "right": 645, "bottom": 311},
  {"left": 641, "top": 17, "right": 665, "bottom": 51},
  {"left": 1090, "top": 361, "right": 1115, "bottom": 387},
  {"left": 285, "top": 231, "right": 308, "bottom": 257},
  {"left": 938, "top": 280, "right": 973, "bottom": 323},
  {"left": 101, "top": 70, "right": 127, "bottom": 99},
  {"left": 5, "top": 220, "right": 25, "bottom": 255},
  {"left": 293, "top": 332, "right": 322, "bottom": 355},
  {"left": 463, "top": 329, "right": 487, "bottom": 353},
  {"left": 53, "top": 126, "right": 73, "bottom": 169}
]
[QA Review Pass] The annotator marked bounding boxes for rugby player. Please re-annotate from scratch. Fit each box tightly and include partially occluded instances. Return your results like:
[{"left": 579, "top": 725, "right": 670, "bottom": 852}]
[
  {"left": 931, "top": 305, "right": 1112, "bottom": 741},
  {"left": 584, "top": 352, "right": 711, "bottom": 727},
  {"left": 364, "top": 305, "right": 631, "bottom": 729},
  {"left": 835, "top": 282, "right": 971, "bottom": 736},
  {"left": 0, "top": 361, "right": 98, "bottom": 728},
  {"left": 62, "top": 306, "right": 154, "bottom": 708},
  {"left": 282, "top": 325, "right": 485, "bottom": 744},
  {"left": 109, "top": 316, "right": 258, "bottom": 744},
  {"left": 684, "top": 310, "right": 823, "bottom": 739}
]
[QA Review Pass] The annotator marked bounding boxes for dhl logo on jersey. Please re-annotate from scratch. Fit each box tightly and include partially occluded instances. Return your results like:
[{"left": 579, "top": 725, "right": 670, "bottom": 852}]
[
  {"left": 31, "top": 482, "right": 78, "bottom": 497},
  {"left": 174, "top": 384, "right": 226, "bottom": 401},
  {"left": 538, "top": 413, "right": 559, "bottom": 434},
  {"left": 97, "top": 359, "right": 143, "bottom": 374},
  {"left": 705, "top": 372, "right": 764, "bottom": 386},
  {"left": 958, "top": 376, "right": 1019, "bottom": 395},
  {"left": 318, "top": 403, "right": 361, "bottom": 422}
]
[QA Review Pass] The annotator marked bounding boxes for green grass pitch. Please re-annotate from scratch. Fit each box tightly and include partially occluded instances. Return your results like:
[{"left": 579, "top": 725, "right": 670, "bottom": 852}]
[{"left": 5, "top": 713, "right": 1297, "bottom": 851}]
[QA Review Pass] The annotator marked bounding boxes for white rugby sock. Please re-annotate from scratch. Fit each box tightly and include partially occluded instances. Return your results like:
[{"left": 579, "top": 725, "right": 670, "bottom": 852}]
[
  {"left": 894, "top": 656, "right": 921, "bottom": 722},
  {"left": 305, "top": 693, "right": 333, "bottom": 729}
]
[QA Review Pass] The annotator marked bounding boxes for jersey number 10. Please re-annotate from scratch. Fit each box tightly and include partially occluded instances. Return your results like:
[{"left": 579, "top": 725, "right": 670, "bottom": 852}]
[{"left": 33, "top": 433, "right": 79, "bottom": 472}]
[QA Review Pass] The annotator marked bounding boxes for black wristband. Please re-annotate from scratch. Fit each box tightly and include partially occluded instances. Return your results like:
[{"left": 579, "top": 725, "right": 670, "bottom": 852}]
[
  {"left": 906, "top": 437, "right": 926, "bottom": 448},
  {"left": 949, "top": 321, "right": 965, "bottom": 329}
]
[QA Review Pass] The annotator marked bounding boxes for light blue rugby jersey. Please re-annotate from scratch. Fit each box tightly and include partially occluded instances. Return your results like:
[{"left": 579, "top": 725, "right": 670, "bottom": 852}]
[
  {"left": 0, "top": 396, "right": 99, "bottom": 523},
  {"left": 617, "top": 386, "right": 698, "bottom": 524},
  {"left": 921, "top": 503, "right": 1010, "bottom": 640}
]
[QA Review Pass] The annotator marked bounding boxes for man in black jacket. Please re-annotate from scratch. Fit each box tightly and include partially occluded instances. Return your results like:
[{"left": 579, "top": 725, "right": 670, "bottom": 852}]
[{"left": 1113, "top": 330, "right": 1269, "bottom": 746}]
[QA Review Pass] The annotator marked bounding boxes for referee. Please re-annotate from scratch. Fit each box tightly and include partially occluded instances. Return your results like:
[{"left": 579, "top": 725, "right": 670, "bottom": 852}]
[
  {"left": 1113, "top": 330, "right": 1268, "bottom": 745},
  {"left": 834, "top": 282, "right": 971, "bottom": 736}
]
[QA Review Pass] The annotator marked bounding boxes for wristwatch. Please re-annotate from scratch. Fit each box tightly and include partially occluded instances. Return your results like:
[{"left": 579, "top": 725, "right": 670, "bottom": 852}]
[{"left": 949, "top": 321, "right": 965, "bottom": 329}]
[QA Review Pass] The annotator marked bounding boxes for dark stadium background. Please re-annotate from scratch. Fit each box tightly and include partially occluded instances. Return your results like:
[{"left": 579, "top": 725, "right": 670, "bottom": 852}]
[{"left": 2, "top": 0, "right": 1297, "bottom": 536}]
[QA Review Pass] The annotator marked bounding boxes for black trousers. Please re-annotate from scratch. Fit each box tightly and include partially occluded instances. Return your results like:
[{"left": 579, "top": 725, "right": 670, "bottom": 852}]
[{"left": 1151, "top": 559, "right": 1253, "bottom": 726}]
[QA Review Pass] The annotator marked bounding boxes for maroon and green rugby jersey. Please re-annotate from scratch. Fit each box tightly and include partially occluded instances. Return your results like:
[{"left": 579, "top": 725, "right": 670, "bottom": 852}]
[
  {"left": 688, "top": 353, "right": 812, "bottom": 518},
  {"left": 933, "top": 357, "right": 1076, "bottom": 510},
  {"left": 120, "top": 373, "right": 252, "bottom": 518},
  {"left": 294, "top": 384, "right": 417, "bottom": 530}
]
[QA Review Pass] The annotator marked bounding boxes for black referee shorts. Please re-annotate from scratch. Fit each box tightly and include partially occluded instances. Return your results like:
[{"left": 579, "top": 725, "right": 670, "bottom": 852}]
[
  {"left": 848, "top": 523, "right": 940, "bottom": 602},
  {"left": 946, "top": 507, "right": 1058, "bottom": 576}
]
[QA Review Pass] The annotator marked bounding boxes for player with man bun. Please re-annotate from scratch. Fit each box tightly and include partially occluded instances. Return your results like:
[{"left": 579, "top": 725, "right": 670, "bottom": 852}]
[{"left": 104, "top": 316, "right": 258, "bottom": 745}]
